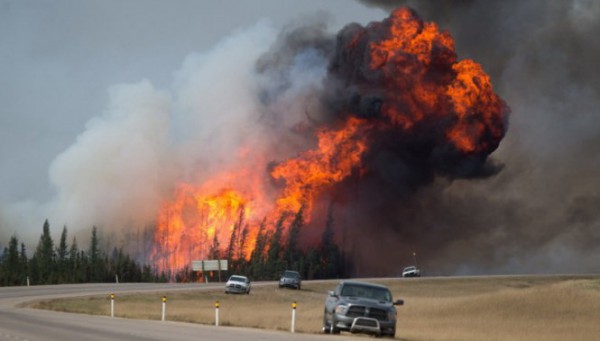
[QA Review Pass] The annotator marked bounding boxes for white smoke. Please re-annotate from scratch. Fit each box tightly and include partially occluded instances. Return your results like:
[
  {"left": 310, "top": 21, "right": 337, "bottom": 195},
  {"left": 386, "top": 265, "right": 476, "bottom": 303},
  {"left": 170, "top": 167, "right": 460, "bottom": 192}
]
[{"left": 0, "top": 22, "right": 280, "bottom": 245}]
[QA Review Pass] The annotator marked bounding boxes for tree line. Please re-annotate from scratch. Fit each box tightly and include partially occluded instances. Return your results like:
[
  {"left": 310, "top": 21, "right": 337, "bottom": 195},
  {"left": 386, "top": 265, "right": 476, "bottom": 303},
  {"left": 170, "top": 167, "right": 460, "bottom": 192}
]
[
  {"left": 0, "top": 220, "right": 164, "bottom": 286},
  {"left": 2, "top": 204, "right": 349, "bottom": 286}
]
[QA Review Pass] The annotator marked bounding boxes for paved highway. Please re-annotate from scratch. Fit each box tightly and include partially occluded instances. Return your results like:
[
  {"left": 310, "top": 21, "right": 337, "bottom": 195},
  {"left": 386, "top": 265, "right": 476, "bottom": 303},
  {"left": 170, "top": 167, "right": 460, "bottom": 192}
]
[{"left": 0, "top": 282, "right": 350, "bottom": 340}]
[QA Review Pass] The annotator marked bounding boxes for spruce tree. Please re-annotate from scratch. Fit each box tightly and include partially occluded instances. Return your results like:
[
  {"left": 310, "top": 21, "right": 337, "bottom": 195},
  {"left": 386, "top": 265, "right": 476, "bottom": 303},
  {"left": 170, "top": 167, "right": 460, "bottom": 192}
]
[
  {"left": 285, "top": 206, "right": 304, "bottom": 268},
  {"left": 318, "top": 204, "right": 342, "bottom": 279},
  {"left": 88, "top": 226, "right": 103, "bottom": 282},
  {"left": 208, "top": 232, "right": 221, "bottom": 260},
  {"left": 4, "top": 235, "right": 20, "bottom": 285},
  {"left": 56, "top": 226, "right": 68, "bottom": 282},
  {"left": 249, "top": 218, "right": 267, "bottom": 279},
  {"left": 19, "top": 242, "right": 28, "bottom": 284},
  {"left": 266, "top": 213, "right": 288, "bottom": 278},
  {"left": 33, "top": 219, "right": 55, "bottom": 284},
  {"left": 237, "top": 224, "right": 249, "bottom": 262},
  {"left": 68, "top": 237, "right": 80, "bottom": 282},
  {"left": 226, "top": 206, "right": 244, "bottom": 264}
]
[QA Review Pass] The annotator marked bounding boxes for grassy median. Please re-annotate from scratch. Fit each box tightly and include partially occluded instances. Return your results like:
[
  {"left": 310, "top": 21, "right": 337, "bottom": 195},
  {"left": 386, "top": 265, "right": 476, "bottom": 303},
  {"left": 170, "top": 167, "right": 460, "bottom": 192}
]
[{"left": 28, "top": 275, "right": 600, "bottom": 340}]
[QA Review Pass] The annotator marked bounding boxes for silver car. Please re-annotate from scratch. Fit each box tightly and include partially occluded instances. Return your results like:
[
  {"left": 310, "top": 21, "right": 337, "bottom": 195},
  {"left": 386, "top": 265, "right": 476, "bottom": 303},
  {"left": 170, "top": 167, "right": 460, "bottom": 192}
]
[
  {"left": 225, "top": 275, "right": 251, "bottom": 294},
  {"left": 279, "top": 270, "right": 301, "bottom": 290}
]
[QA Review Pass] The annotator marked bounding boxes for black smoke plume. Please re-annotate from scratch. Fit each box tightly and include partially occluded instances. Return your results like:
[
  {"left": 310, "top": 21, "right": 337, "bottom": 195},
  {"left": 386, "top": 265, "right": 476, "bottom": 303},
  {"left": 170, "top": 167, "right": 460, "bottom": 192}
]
[
  {"left": 348, "top": 0, "right": 600, "bottom": 275},
  {"left": 257, "top": 7, "right": 512, "bottom": 276}
]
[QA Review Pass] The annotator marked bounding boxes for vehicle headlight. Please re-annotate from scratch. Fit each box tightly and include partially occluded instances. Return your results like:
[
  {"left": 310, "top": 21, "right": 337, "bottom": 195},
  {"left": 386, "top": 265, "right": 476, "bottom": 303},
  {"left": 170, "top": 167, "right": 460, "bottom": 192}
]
[
  {"left": 387, "top": 308, "right": 397, "bottom": 320},
  {"left": 335, "top": 305, "right": 349, "bottom": 315}
]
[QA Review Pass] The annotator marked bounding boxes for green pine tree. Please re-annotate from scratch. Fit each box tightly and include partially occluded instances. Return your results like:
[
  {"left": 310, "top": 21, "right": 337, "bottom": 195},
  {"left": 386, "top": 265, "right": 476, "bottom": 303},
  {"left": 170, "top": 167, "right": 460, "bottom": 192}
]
[
  {"left": 33, "top": 220, "right": 55, "bottom": 284},
  {"left": 19, "top": 242, "right": 28, "bottom": 285},
  {"left": 88, "top": 226, "right": 103, "bottom": 282},
  {"left": 249, "top": 218, "right": 268, "bottom": 279},
  {"left": 318, "top": 204, "right": 342, "bottom": 279},
  {"left": 285, "top": 206, "right": 304, "bottom": 268},
  {"left": 3, "top": 235, "right": 20, "bottom": 285},
  {"left": 266, "top": 213, "right": 288, "bottom": 279},
  {"left": 56, "top": 226, "right": 69, "bottom": 283}
]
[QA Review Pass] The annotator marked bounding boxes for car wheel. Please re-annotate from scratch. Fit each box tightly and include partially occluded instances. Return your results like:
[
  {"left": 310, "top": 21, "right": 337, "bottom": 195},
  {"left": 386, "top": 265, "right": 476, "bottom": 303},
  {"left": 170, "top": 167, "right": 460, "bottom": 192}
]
[
  {"left": 322, "top": 313, "right": 331, "bottom": 334},
  {"left": 329, "top": 316, "right": 340, "bottom": 334}
]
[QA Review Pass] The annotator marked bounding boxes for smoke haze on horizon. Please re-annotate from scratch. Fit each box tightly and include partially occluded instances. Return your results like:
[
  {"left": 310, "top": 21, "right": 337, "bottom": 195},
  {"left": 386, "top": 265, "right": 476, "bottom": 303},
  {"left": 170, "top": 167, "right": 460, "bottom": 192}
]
[{"left": 1, "top": 0, "right": 598, "bottom": 276}]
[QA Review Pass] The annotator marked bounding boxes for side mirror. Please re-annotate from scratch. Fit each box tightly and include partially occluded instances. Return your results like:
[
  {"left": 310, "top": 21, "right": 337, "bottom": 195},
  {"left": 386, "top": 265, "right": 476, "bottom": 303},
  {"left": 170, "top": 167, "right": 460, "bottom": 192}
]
[
  {"left": 328, "top": 290, "right": 336, "bottom": 297},
  {"left": 394, "top": 299, "right": 404, "bottom": 306}
]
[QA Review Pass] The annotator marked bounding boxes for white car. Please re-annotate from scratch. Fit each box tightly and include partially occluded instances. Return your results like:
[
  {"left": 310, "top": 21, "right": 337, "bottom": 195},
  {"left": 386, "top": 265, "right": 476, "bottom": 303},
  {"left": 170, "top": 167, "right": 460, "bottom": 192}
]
[
  {"left": 225, "top": 275, "right": 251, "bottom": 294},
  {"left": 401, "top": 266, "right": 421, "bottom": 277}
]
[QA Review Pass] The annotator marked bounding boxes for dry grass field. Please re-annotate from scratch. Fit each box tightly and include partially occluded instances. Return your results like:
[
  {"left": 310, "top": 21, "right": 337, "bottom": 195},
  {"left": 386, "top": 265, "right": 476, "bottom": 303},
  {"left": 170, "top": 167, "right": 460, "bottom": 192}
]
[{"left": 28, "top": 275, "right": 600, "bottom": 340}]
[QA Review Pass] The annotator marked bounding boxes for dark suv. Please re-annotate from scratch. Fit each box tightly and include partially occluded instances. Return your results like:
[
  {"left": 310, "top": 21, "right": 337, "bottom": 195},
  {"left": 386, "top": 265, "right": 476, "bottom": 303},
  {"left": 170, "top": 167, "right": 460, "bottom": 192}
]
[
  {"left": 278, "top": 270, "right": 301, "bottom": 290},
  {"left": 323, "top": 281, "right": 403, "bottom": 337}
]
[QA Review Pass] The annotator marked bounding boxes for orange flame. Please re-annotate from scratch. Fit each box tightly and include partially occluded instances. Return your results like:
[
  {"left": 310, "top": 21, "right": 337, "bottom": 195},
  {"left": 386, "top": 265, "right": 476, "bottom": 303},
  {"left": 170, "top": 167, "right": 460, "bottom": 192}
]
[{"left": 271, "top": 117, "right": 370, "bottom": 218}]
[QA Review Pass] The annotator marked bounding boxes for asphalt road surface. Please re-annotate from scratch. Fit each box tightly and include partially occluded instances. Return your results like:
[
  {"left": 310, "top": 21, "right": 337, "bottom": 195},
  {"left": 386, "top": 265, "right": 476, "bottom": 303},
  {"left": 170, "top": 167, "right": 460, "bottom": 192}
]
[{"left": 0, "top": 282, "right": 351, "bottom": 341}]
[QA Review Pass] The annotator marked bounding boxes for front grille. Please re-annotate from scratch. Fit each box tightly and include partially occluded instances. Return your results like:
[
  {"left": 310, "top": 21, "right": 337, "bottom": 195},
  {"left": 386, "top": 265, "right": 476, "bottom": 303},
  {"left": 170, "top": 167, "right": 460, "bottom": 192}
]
[
  {"left": 347, "top": 306, "right": 388, "bottom": 321},
  {"left": 354, "top": 318, "right": 378, "bottom": 328},
  {"left": 347, "top": 306, "right": 366, "bottom": 318},
  {"left": 368, "top": 308, "right": 387, "bottom": 320}
]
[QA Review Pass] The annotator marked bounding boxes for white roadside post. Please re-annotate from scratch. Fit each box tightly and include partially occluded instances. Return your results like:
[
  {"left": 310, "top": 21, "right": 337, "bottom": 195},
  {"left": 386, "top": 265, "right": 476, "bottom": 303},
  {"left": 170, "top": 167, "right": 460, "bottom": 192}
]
[
  {"left": 110, "top": 293, "right": 115, "bottom": 318},
  {"left": 291, "top": 301, "right": 297, "bottom": 333},
  {"left": 161, "top": 296, "right": 167, "bottom": 321},
  {"left": 26, "top": 276, "right": 30, "bottom": 287},
  {"left": 215, "top": 300, "right": 220, "bottom": 326}
]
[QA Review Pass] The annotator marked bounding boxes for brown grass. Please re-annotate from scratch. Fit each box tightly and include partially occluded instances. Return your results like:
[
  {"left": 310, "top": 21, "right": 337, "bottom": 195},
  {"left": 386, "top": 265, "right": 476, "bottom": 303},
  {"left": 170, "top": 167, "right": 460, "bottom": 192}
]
[{"left": 28, "top": 275, "right": 600, "bottom": 340}]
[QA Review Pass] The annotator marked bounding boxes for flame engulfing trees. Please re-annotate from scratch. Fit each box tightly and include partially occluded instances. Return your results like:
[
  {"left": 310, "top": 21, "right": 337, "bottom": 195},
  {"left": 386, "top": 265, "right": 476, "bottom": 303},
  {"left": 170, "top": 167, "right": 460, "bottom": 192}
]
[
  {"left": 150, "top": 7, "right": 509, "bottom": 278},
  {"left": 228, "top": 205, "right": 344, "bottom": 281}
]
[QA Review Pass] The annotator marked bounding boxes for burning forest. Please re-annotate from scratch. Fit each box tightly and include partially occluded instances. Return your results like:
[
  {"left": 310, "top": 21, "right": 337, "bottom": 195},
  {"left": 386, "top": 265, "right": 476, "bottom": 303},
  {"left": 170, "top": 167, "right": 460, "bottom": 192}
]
[{"left": 150, "top": 7, "right": 509, "bottom": 278}]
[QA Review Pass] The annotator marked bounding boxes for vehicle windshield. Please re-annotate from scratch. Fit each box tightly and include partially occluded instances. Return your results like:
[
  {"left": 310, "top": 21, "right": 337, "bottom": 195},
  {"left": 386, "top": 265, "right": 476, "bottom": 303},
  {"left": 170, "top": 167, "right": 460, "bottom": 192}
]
[
  {"left": 229, "top": 276, "right": 246, "bottom": 282},
  {"left": 283, "top": 271, "right": 299, "bottom": 278},
  {"left": 341, "top": 284, "right": 392, "bottom": 302}
]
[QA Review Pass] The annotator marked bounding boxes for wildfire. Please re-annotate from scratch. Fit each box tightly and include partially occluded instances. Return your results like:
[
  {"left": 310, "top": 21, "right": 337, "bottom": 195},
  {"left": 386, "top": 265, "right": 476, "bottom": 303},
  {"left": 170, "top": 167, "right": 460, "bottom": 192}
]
[
  {"left": 271, "top": 117, "right": 370, "bottom": 217},
  {"left": 150, "top": 7, "right": 509, "bottom": 276}
]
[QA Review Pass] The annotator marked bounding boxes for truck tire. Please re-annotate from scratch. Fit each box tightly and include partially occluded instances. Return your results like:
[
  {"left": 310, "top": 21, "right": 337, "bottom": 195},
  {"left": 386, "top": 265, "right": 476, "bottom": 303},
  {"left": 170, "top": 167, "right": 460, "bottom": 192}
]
[{"left": 329, "top": 317, "right": 340, "bottom": 334}]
